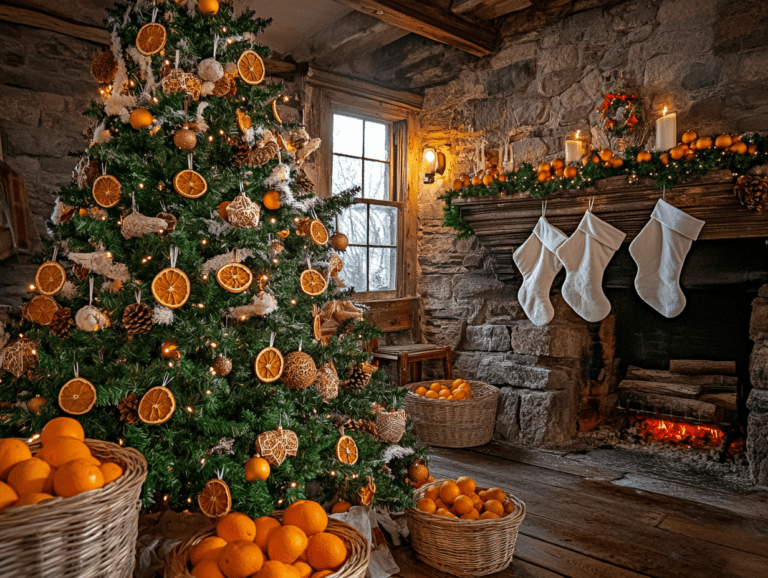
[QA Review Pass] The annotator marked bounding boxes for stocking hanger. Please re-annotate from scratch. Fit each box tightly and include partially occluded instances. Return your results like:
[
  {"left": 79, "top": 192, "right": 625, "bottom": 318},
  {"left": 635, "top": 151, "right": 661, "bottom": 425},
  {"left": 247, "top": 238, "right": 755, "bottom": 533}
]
[
  {"left": 588, "top": 197, "right": 595, "bottom": 212},
  {"left": 542, "top": 200, "right": 547, "bottom": 217}
]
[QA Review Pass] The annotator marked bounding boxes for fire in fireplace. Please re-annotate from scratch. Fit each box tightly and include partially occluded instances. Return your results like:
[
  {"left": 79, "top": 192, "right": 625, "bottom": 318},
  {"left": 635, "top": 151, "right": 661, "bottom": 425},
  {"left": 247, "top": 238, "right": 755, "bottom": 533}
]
[{"left": 633, "top": 416, "right": 724, "bottom": 449}]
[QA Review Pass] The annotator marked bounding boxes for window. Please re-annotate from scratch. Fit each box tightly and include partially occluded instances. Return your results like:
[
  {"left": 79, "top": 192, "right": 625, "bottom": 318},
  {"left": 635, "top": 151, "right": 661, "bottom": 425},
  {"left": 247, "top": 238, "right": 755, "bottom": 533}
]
[{"left": 332, "top": 112, "right": 402, "bottom": 295}]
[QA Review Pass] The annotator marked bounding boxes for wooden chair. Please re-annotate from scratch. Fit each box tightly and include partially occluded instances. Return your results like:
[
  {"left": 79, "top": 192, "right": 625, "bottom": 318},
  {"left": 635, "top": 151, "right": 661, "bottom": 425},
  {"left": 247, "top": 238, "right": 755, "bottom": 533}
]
[{"left": 372, "top": 343, "right": 452, "bottom": 387}]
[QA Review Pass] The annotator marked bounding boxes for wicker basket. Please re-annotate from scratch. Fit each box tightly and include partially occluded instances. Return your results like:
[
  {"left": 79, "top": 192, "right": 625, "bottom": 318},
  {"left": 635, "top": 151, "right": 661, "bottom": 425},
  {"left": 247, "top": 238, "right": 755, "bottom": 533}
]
[
  {"left": 165, "top": 511, "right": 371, "bottom": 578},
  {"left": 405, "top": 480, "right": 526, "bottom": 577},
  {"left": 0, "top": 438, "right": 147, "bottom": 578},
  {"left": 404, "top": 380, "right": 499, "bottom": 448}
]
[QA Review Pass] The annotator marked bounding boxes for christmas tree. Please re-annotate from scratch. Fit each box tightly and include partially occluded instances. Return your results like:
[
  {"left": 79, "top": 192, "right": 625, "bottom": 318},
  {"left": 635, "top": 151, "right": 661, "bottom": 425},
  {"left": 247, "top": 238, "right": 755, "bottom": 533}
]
[{"left": 0, "top": 0, "right": 421, "bottom": 517}]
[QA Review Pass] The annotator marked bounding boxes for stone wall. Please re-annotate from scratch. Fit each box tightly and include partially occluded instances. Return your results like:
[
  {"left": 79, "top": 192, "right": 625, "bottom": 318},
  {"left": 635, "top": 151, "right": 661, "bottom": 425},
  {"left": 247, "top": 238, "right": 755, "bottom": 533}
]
[
  {"left": 408, "top": 0, "right": 768, "bottom": 446},
  {"left": 748, "top": 287, "right": 768, "bottom": 487},
  {"left": 0, "top": 22, "right": 99, "bottom": 307}
]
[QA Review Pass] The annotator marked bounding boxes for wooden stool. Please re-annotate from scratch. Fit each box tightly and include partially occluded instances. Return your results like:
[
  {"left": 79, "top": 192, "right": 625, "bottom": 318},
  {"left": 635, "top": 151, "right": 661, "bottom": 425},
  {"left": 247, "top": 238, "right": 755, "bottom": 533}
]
[{"left": 372, "top": 344, "right": 452, "bottom": 387}]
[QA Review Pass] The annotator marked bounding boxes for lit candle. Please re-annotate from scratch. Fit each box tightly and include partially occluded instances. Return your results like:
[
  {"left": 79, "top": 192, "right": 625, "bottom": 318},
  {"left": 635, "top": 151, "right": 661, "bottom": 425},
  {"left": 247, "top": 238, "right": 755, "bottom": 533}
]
[
  {"left": 565, "top": 130, "right": 584, "bottom": 164},
  {"left": 656, "top": 107, "right": 677, "bottom": 152}
]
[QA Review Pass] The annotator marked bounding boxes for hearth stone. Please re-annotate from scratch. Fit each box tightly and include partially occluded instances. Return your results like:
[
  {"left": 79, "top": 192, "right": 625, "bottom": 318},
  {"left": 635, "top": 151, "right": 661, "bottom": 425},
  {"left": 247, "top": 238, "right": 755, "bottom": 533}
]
[
  {"left": 747, "top": 411, "right": 768, "bottom": 487},
  {"left": 510, "top": 321, "right": 589, "bottom": 359},
  {"left": 751, "top": 342, "right": 768, "bottom": 390},
  {"left": 464, "top": 325, "right": 510, "bottom": 351},
  {"left": 748, "top": 389, "right": 768, "bottom": 414},
  {"left": 496, "top": 387, "right": 575, "bottom": 446}
]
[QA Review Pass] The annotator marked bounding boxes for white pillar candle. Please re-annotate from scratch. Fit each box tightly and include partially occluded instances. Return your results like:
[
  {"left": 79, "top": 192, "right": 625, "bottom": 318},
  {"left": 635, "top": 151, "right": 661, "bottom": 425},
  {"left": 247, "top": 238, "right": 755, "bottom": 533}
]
[
  {"left": 565, "top": 131, "right": 584, "bottom": 164},
  {"left": 656, "top": 108, "right": 677, "bottom": 151}
]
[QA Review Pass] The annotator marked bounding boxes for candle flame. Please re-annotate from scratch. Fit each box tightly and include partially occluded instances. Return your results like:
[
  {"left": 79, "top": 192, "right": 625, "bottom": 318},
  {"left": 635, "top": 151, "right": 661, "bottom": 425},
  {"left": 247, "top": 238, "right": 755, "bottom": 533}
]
[
  {"left": 575, "top": 130, "right": 580, "bottom": 139},
  {"left": 662, "top": 106, "right": 668, "bottom": 116}
]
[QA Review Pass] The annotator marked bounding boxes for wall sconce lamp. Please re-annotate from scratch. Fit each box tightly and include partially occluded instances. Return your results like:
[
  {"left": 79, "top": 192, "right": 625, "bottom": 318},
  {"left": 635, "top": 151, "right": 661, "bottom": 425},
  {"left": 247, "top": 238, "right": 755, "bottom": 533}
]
[{"left": 423, "top": 147, "right": 446, "bottom": 184}]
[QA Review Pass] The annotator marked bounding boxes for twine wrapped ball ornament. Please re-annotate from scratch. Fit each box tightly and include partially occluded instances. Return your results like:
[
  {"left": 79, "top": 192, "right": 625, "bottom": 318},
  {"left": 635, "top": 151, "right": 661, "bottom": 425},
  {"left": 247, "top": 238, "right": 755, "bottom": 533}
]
[
  {"left": 76, "top": 279, "right": 110, "bottom": 333},
  {"left": 198, "top": 57, "right": 224, "bottom": 82},
  {"left": 374, "top": 405, "right": 407, "bottom": 444},
  {"left": 1, "top": 338, "right": 38, "bottom": 378},
  {"left": 282, "top": 341, "right": 317, "bottom": 390},
  {"left": 314, "top": 360, "right": 339, "bottom": 401},
  {"left": 227, "top": 191, "right": 261, "bottom": 229},
  {"left": 255, "top": 425, "right": 299, "bottom": 467}
]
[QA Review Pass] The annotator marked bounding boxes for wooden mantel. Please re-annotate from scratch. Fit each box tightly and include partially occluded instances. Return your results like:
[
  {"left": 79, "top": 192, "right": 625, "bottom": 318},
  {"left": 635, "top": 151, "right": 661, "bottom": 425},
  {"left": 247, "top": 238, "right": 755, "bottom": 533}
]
[{"left": 452, "top": 169, "right": 768, "bottom": 281}]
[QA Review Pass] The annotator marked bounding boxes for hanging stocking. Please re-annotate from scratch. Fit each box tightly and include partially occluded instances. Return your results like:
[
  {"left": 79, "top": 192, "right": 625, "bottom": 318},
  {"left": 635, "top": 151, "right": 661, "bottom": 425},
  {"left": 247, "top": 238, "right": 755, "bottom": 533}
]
[
  {"left": 513, "top": 214, "right": 568, "bottom": 326},
  {"left": 629, "top": 199, "right": 704, "bottom": 318},
  {"left": 555, "top": 209, "right": 626, "bottom": 322}
]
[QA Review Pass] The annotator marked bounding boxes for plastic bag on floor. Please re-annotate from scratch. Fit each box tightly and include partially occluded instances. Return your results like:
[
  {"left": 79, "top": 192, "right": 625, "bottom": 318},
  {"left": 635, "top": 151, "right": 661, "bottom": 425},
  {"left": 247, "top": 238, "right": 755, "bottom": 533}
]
[{"left": 330, "top": 506, "right": 400, "bottom": 578}]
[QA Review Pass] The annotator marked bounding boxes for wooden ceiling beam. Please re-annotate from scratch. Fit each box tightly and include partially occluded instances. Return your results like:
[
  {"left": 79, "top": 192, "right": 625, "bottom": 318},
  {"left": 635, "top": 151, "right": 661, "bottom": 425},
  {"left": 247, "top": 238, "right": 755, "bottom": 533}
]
[
  {"left": 332, "top": 0, "right": 497, "bottom": 57},
  {"left": 452, "top": 0, "right": 532, "bottom": 20}
]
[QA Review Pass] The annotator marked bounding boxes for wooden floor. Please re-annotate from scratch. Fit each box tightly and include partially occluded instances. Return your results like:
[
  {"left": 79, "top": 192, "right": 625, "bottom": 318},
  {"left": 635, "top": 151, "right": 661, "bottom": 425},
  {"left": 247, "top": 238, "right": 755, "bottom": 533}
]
[{"left": 391, "top": 441, "right": 768, "bottom": 578}]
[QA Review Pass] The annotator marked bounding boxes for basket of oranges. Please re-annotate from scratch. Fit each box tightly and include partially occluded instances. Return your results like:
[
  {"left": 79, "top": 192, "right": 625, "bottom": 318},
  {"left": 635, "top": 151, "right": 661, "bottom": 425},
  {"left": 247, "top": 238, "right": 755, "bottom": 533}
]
[
  {"left": 166, "top": 499, "right": 370, "bottom": 578},
  {"left": 0, "top": 417, "right": 147, "bottom": 578},
  {"left": 405, "top": 477, "right": 526, "bottom": 577},
  {"left": 405, "top": 379, "right": 499, "bottom": 448}
]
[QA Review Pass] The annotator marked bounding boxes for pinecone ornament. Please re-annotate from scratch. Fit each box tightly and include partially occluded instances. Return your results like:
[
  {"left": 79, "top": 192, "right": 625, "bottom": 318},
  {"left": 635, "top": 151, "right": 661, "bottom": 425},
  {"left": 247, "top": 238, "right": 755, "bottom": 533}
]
[
  {"left": 734, "top": 175, "right": 768, "bottom": 212},
  {"left": 329, "top": 413, "right": 377, "bottom": 437},
  {"left": 342, "top": 361, "right": 377, "bottom": 391},
  {"left": 50, "top": 307, "right": 75, "bottom": 338},
  {"left": 232, "top": 142, "right": 279, "bottom": 168},
  {"left": 212, "top": 355, "right": 233, "bottom": 377},
  {"left": 296, "top": 169, "right": 315, "bottom": 193},
  {"left": 122, "top": 303, "right": 154, "bottom": 337},
  {"left": 90, "top": 51, "right": 118, "bottom": 83},
  {"left": 119, "top": 393, "right": 140, "bottom": 424}
]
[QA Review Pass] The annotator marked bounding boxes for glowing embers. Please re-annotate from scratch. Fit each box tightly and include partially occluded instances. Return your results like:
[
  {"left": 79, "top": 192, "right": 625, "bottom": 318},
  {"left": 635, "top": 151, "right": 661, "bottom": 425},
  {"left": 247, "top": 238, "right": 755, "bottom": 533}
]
[{"left": 633, "top": 416, "right": 724, "bottom": 449}]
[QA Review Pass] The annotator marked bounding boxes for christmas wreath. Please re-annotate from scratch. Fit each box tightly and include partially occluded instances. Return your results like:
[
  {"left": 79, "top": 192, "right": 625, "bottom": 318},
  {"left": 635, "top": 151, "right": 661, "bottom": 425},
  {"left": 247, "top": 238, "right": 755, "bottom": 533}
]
[{"left": 598, "top": 91, "right": 641, "bottom": 136}]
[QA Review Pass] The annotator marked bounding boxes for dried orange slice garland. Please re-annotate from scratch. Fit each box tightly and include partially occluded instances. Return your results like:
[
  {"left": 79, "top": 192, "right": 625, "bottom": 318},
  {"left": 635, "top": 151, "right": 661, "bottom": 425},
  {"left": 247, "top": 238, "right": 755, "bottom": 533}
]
[
  {"left": 92, "top": 175, "right": 122, "bottom": 208},
  {"left": 237, "top": 50, "right": 265, "bottom": 85},
  {"left": 58, "top": 376, "right": 97, "bottom": 415},
  {"left": 138, "top": 384, "right": 176, "bottom": 425},
  {"left": 173, "top": 169, "right": 208, "bottom": 199},
  {"left": 22, "top": 295, "right": 59, "bottom": 326},
  {"left": 216, "top": 262, "right": 253, "bottom": 294},
  {"left": 35, "top": 261, "right": 66, "bottom": 295},
  {"left": 152, "top": 247, "right": 190, "bottom": 309},
  {"left": 254, "top": 336, "right": 284, "bottom": 383},
  {"left": 136, "top": 22, "right": 167, "bottom": 56},
  {"left": 300, "top": 268, "right": 327, "bottom": 297},
  {"left": 198, "top": 478, "right": 232, "bottom": 518},
  {"left": 335, "top": 434, "right": 359, "bottom": 465}
]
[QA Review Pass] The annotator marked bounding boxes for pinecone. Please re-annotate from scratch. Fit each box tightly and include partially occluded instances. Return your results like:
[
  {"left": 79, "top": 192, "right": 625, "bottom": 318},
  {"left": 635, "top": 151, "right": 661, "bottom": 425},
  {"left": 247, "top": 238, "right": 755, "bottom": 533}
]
[
  {"left": 342, "top": 361, "right": 377, "bottom": 391},
  {"left": 119, "top": 394, "right": 140, "bottom": 424},
  {"left": 122, "top": 303, "right": 154, "bottom": 337},
  {"left": 212, "top": 355, "right": 233, "bottom": 377},
  {"left": 90, "top": 51, "right": 118, "bottom": 83},
  {"left": 734, "top": 175, "right": 768, "bottom": 212},
  {"left": 296, "top": 169, "right": 315, "bottom": 193},
  {"left": 212, "top": 74, "right": 234, "bottom": 98},
  {"left": 50, "top": 307, "right": 75, "bottom": 338},
  {"left": 329, "top": 414, "right": 377, "bottom": 437},
  {"left": 73, "top": 264, "right": 89, "bottom": 280},
  {"left": 232, "top": 142, "right": 279, "bottom": 168}
]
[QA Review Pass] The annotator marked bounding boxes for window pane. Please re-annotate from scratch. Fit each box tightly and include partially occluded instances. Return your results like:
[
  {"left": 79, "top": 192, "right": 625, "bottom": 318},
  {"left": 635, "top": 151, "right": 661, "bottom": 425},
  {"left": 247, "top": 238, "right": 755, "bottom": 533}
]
[
  {"left": 364, "top": 161, "right": 389, "bottom": 201},
  {"left": 332, "top": 155, "right": 362, "bottom": 196},
  {"left": 364, "top": 121, "right": 389, "bottom": 161},
  {"left": 369, "top": 205, "right": 397, "bottom": 246},
  {"left": 339, "top": 204, "right": 367, "bottom": 245},
  {"left": 369, "top": 248, "right": 397, "bottom": 291},
  {"left": 340, "top": 246, "right": 368, "bottom": 292},
  {"left": 333, "top": 114, "right": 363, "bottom": 156}
]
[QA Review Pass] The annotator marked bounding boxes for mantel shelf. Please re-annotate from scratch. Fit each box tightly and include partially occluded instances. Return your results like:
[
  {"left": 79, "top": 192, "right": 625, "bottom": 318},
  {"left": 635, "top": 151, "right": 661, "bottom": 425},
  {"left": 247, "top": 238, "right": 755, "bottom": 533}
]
[{"left": 451, "top": 168, "right": 768, "bottom": 281}]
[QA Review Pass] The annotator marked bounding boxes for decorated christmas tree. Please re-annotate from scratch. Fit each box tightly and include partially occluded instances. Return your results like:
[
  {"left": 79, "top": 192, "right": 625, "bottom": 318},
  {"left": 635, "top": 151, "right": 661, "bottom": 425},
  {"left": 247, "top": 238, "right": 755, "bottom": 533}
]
[{"left": 0, "top": 0, "right": 421, "bottom": 517}]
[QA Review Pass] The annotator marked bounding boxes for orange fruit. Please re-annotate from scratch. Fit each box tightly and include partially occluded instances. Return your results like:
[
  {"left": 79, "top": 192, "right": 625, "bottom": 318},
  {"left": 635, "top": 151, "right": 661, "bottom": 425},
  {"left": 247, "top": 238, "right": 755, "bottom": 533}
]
[
  {"left": 11, "top": 492, "right": 53, "bottom": 508},
  {"left": 637, "top": 151, "right": 652, "bottom": 162},
  {"left": 429, "top": 383, "right": 442, "bottom": 392},
  {"left": 254, "top": 516, "right": 282, "bottom": 550},
  {"left": 53, "top": 458, "right": 104, "bottom": 498},
  {"left": 310, "top": 572, "right": 334, "bottom": 578},
  {"left": 283, "top": 500, "right": 328, "bottom": 536},
  {"left": 0, "top": 481, "right": 19, "bottom": 511},
  {"left": 414, "top": 386, "right": 428, "bottom": 396},
  {"left": 451, "top": 379, "right": 465, "bottom": 388},
  {"left": 152, "top": 267, "right": 191, "bottom": 309},
  {"left": 218, "top": 540, "right": 264, "bottom": 578},
  {"left": 480, "top": 511, "right": 500, "bottom": 520},
  {"left": 22, "top": 295, "right": 59, "bottom": 325},
  {"left": 35, "top": 262, "right": 66, "bottom": 296},
  {"left": 263, "top": 191, "right": 282, "bottom": 211},
  {"left": 470, "top": 493, "right": 484, "bottom": 512},
  {"left": 7, "top": 458, "right": 51, "bottom": 496},
  {"left": 485, "top": 488, "right": 505, "bottom": 502},
  {"left": 268, "top": 525, "right": 308, "bottom": 564},
  {"left": 218, "top": 512, "right": 257, "bottom": 542},
  {"left": 660, "top": 152, "right": 670, "bottom": 165},
  {"left": 0, "top": 439, "right": 33, "bottom": 479},
  {"left": 484, "top": 499, "right": 504, "bottom": 517},
  {"left": 198, "top": 0, "right": 220, "bottom": 16},
  {"left": 551, "top": 159, "right": 565, "bottom": 171},
  {"left": 536, "top": 171, "right": 549, "bottom": 183},
  {"left": 299, "top": 269, "right": 327, "bottom": 296},
  {"left": 439, "top": 481, "right": 460, "bottom": 505},
  {"left": 417, "top": 498, "right": 436, "bottom": 514},
  {"left": 452, "top": 390, "right": 467, "bottom": 400},
  {"left": 436, "top": 508, "right": 456, "bottom": 518},
  {"left": 138, "top": 386, "right": 177, "bottom": 424},
  {"left": 174, "top": 170, "right": 208, "bottom": 199},
  {"left": 537, "top": 163, "right": 551, "bottom": 173},
  {"left": 92, "top": 174, "right": 122, "bottom": 208},
  {"left": 129, "top": 108, "right": 153, "bottom": 130},
  {"left": 610, "top": 158, "right": 624, "bottom": 168},
  {"left": 456, "top": 476, "right": 476, "bottom": 495},
  {"left": 731, "top": 141, "right": 748, "bottom": 155},
  {"left": 254, "top": 347, "right": 284, "bottom": 383},
  {"left": 434, "top": 498, "right": 447, "bottom": 510},
  {"left": 58, "top": 377, "right": 97, "bottom": 415},
  {"left": 504, "top": 500, "right": 516, "bottom": 515},
  {"left": 40, "top": 417, "right": 85, "bottom": 446},
  {"left": 136, "top": 22, "right": 166, "bottom": 56},
  {"left": 293, "top": 561, "right": 313, "bottom": 578},
  {"left": 423, "top": 485, "right": 440, "bottom": 501},
  {"left": 461, "top": 509, "right": 480, "bottom": 520},
  {"left": 38, "top": 437, "right": 92, "bottom": 469},
  {"left": 306, "top": 532, "right": 347, "bottom": 571},
  {"left": 451, "top": 179, "right": 463, "bottom": 191},
  {"left": 696, "top": 137, "right": 713, "bottom": 150},
  {"left": 330, "top": 501, "right": 351, "bottom": 515},
  {"left": 255, "top": 561, "right": 300, "bottom": 578},
  {"left": 715, "top": 135, "right": 732, "bottom": 149},
  {"left": 599, "top": 149, "right": 613, "bottom": 161},
  {"left": 237, "top": 50, "right": 266, "bottom": 85},
  {"left": 217, "top": 201, "right": 231, "bottom": 221},
  {"left": 425, "top": 391, "right": 439, "bottom": 399},
  {"left": 682, "top": 131, "right": 698, "bottom": 144},
  {"left": 482, "top": 174, "right": 494, "bottom": 186},
  {"left": 245, "top": 457, "right": 271, "bottom": 482},
  {"left": 100, "top": 462, "right": 123, "bottom": 484},
  {"left": 191, "top": 559, "right": 226, "bottom": 578},
  {"left": 217, "top": 263, "right": 253, "bottom": 294},
  {"left": 438, "top": 389, "right": 450, "bottom": 398},
  {"left": 190, "top": 536, "right": 228, "bottom": 566},
  {"left": 564, "top": 166, "right": 578, "bottom": 179},
  {"left": 670, "top": 146, "right": 685, "bottom": 160},
  {"left": 452, "top": 495, "right": 474, "bottom": 516}
]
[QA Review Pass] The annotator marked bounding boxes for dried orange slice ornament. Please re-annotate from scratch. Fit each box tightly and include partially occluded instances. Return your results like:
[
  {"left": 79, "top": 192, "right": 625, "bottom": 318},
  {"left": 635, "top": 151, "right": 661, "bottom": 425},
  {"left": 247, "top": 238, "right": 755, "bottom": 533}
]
[
  {"left": 236, "top": 109, "right": 252, "bottom": 133},
  {"left": 136, "top": 22, "right": 167, "bottom": 56},
  {"left": 92, "top": 175, "right": 122, "bottom": 208},
  {"left": 254, "top": 333, "right": 284, "bottom": 383},
  {"left": 58, "top": 372, "right": 97, "bottom": 415},
  {"left": 312, "top": 305, "right": 324, "bottom": 341},
  {"left": 198, "top": 478, "right": 232, "bottom": 518},
  {"left": 335, "top": 434, "right": 359, "bottom": 465},
  {"left": 237, "top": 50, "right": 265, "bottom": 85},
  {"left": 23, "top": 295, "right": 59, "bottom": 326},
  {"left": 138, "top": 380, "right": 176, "bottom": 425},
  {"left": 152, "top": 246, "right": 190, "bottom": 309},
  {"left": 300, "top": 261, "right": 327, "bottom": 297},
  {"left": 309, "top": 220, "right": 329, "bottom": 246},
  {"left": 174, "top": 160, "right": 208, "bottom": 199},
  {"left": 216, "top": 261, "right": 253, "bottom": 294},
  {"left": 272, "top": 99, "right": 283, "bottom": 125},
  {"left": 35, "top": 261, "right": 66, "bottom": 296}
]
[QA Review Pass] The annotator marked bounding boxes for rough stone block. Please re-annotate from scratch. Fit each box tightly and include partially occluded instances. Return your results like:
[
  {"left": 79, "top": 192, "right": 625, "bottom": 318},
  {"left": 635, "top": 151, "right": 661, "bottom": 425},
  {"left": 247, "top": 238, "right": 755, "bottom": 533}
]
[
  {"left": 422, "top": 318, "right": 465, "bottom": 350},
  {"left": 513, "top": 97, "right": 550, "bottom": 126},
  {"left": 452, "top": 274, "right": 507, "bottom": 301},
  {"left": 497, "top": 389, "right": 575, "bottom": 447},
  {"left": 681, "top": 60, "right": 723, "bottom": 90},
  {"left": 489, "top": 360, "right": 573, "bottom": 391},
  {"left": 487, "top": 60, "right": 536, "bottom": 97},
  {"left": 748, "top": 389, "right": 768, "bottom": 414},
  {"left": 657, "top": 0, "right": 716, "bottom": 30},
  {"left": 748, "top": 411, "right": 768, "bottom": 487},
  {"left": 509, "top": 321, "right": 589, "bottom": 359},
  {"left": 452, "top": 351, "right": 482, "bottom": 381},
  {"left": 511, "top": 137, "right": 549, "bottom": 165},
  {"left": 495, "top": 387, "right": 520, "bottom": 442},
  {"left": 464, "top": 325, "right": 510, "bottom": 351},
  {"left": 751, "top": 343, "right": 768, "bottom": 389},
  {"left": 750, "top": 298, "right": 768, "bottom": 341}
]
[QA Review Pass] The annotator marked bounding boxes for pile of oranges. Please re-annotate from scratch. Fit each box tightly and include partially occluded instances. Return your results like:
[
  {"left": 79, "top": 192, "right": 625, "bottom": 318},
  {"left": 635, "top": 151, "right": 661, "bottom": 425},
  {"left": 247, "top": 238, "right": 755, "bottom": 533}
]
[
  {"left": 535, "top": 159, "right": 580, "bottom": 182},
  {"left": 451, "top": 168, "right": 506, "bottom": 191},
  {"left": 189, "top": 499, "right": 348, "bottom": 578},
  {"left": 413, "top": 378, "right": 473, "bottom": 401},
  {"left": 0, "top": 417, "right": 123, "bottom": 512},
  {"left": 416, "top": 477, "right": 516, "bottom": 521}
]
